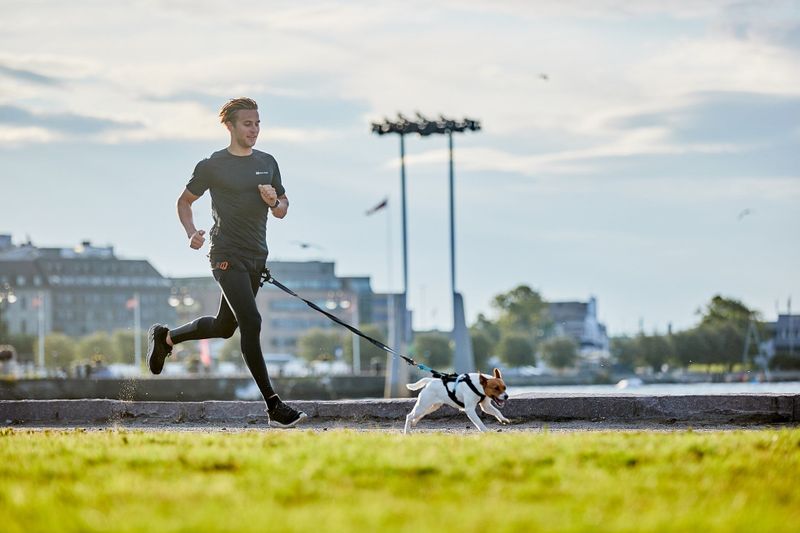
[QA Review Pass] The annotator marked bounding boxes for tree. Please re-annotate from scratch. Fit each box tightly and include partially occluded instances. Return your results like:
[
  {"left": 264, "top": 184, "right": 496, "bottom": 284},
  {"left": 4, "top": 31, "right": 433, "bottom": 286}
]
[
  {"left": 76, "top": 332, "right": 114, "bottom": 364},
  {"left": 541, "top": 336, "right": 578, "bottom": 371},
  {"left": 470, "top": 330, "right": 494, "bottom": 372},
  {"left": 1, "top": 333, "right": 35, "bottom": 363},
  {"left": 219, "top": 332, "right": 242, "bottom": 362},
  {"left": 610, "top": 336, "right": 638, "bottom": 369},
  {"left": 413, "top": 333, "right": 453, "bottom": 370},
  {"left": 698, "top": 295, "right": 760, "bottom": 328},
  {"left": 692, "top": 295, "right": 767, "bottom": 369},
  {"left": 110, "top": 329, "right": 147, "bottom": 365},
  {"left": 672, "top": 328, "right": 712, "bottom": 368},
  {"left": 343, "top": 324, "right": 387, "bottom": 368},
  {"left": 34, "top": 333, "right": 76, "bottom": 369},
  {"left": 497, "top": 334, "right": 535, "bottom": 367},
  {"left": 492, "top": 285, "right": 552, "bottom": 350},
  {"left": 636, "top": 334, "right": 674, "bottom": 373},
  {"left": 471, "top": 313, "right": 500, "bottom": 344},
  {"left": 297, "top": 328, "right": 344, "bottom": 362}
]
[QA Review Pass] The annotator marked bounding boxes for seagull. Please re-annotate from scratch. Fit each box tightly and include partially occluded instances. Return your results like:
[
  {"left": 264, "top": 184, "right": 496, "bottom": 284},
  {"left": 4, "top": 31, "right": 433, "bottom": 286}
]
[
  {"left": 737, "top": 208, "right": 753, "bottom": 221},
  {"left": 292, "top": 241, "right": 324, "bottom": 250}
]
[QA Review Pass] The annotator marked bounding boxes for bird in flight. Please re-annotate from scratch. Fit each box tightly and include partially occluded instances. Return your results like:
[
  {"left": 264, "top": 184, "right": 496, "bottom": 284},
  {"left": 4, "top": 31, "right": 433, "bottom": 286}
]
[
  {"left": 737, "top": 208, "right": 753, "bottom": 221},
  {"left": 292, "top": 241, "right": 324, "bottom": 250},
  {"left": 539, "top": 73, "right": 549, "bottom": 81}
]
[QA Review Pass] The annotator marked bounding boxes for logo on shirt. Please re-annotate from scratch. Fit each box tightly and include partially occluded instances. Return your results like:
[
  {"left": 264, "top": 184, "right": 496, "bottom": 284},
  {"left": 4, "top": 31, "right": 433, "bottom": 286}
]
[{"left": 255, "top": 171, "right": 270, "bottom": 175}]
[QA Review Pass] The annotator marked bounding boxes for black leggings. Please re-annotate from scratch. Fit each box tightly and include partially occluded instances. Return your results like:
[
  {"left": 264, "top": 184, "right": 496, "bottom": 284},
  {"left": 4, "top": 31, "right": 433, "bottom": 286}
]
[{"left": 169, "top": 255, "right": 275, "bottom": 402}]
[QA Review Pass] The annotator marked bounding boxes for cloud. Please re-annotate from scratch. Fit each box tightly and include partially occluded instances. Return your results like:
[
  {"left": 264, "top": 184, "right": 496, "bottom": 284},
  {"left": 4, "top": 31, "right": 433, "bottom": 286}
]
[
  {"left": 0, "top": 105, "right": 141, "bottom": 135},
  {"left": 0, "top": 65, "right": 61, "bottom": 86},
  {"left": 612, "top": 91, "right": 800, "bottom": 144}
]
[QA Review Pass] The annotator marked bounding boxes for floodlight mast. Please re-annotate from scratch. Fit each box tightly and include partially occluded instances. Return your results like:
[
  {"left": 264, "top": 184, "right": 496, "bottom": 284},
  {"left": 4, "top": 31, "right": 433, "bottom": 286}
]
[{"left": 371, "top": 113, "right": 481, "bottom": 381}]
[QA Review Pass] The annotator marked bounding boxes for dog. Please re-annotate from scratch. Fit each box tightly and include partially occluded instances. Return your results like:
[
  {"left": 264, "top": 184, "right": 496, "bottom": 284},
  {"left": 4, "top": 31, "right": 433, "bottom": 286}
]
[{"left": 404, "top": 367, "right": 510, "bottom": 433}]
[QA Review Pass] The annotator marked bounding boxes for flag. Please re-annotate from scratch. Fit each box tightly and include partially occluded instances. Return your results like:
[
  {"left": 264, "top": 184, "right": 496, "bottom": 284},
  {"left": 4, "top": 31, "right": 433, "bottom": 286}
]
[
  {"left": 365, "top": 197, "right": 388, "bottom": 216},
  {"left": 126, "top": 297, "right": 138, "bottom": 310},
  {"left": 200, "top": 339, "right": 211, "bottom": 366}
]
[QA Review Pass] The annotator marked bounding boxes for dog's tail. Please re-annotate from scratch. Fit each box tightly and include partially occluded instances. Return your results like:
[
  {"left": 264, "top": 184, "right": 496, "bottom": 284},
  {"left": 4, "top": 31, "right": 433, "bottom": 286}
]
[{"left": 406, "top": 377, "right": 435, "bottom": 391}]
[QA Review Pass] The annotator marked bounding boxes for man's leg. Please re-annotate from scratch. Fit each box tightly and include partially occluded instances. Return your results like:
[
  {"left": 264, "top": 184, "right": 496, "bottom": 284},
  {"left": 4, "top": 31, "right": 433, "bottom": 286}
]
[
  {"left": 147, "top": 292, "right": 237, "bottom": 375},
  {"left": 215, "top": 267, "right": 306, "bottom": 428}
]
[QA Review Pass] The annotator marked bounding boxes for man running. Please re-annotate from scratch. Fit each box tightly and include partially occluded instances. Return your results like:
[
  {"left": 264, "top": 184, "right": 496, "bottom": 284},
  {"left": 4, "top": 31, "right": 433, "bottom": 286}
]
[{"left": 147, "top": 97, "right": 307, "bottom": 428}]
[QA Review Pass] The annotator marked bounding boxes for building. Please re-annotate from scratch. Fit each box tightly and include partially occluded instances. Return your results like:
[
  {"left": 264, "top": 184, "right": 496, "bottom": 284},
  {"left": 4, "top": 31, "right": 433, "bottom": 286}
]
[
  {"left": 0, "top": 235, "right": 174, "bottom": 337},
  {"left": 773, "top": 314, "right": 799, "bottom": 357},
  {"left": 547, "top": 296, "right": 610, "bottom": 360}
]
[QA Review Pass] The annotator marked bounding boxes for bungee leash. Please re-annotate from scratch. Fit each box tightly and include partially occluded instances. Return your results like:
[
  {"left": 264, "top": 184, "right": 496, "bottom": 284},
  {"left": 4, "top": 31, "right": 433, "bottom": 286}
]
[{"left": 259, "top": 267, "right": 453, "bottom": 379}]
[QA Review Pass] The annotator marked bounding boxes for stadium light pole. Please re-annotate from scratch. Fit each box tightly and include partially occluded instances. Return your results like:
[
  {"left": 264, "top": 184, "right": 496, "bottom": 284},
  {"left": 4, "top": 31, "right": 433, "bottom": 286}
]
[
  {"left": 371, "top": 113, "right": 481, "bottom": 377},
  {"left": 371, "top": 114, "right": 418, "bottom": 397}
]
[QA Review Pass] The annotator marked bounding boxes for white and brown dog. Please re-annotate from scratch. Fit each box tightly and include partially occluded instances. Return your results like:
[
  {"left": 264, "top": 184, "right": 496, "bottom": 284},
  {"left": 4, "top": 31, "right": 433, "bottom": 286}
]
[{"left": 404, "top": 368, "right": 511, "bottom": 433}]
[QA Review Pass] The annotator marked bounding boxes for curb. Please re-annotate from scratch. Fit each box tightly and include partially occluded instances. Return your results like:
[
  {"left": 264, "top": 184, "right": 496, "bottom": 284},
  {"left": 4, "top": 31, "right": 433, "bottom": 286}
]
[{"left": 1, "top": 394, "right": 798, "bottom": 425}]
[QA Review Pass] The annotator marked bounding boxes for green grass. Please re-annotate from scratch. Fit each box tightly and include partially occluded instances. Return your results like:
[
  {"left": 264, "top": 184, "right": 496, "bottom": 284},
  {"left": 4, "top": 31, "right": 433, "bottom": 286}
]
[{"left": 1, "top": 428, "right": 799, "bottom": 532}]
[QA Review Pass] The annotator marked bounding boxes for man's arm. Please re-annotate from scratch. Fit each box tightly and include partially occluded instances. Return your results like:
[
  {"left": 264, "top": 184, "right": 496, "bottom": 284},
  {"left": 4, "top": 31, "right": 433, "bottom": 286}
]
[
  {"left": 176, "top": 188, "right": 205, "bottom": 249},
  {"left": 258, "top": 184, "right": 289, "bottom": 219},
  {"left": 271, "top": 194, "right": 289, "bottom": 219}
]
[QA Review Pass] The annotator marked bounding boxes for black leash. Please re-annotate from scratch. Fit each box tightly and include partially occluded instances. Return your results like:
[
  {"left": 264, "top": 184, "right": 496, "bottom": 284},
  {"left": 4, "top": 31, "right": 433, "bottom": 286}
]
[{"left": 260, "top": 267, "right": 453, "bottom": 379}]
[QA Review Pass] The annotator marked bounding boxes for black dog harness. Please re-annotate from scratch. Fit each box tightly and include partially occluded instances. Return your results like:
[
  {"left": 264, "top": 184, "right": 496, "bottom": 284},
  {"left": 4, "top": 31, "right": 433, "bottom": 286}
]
[{"left": 442, "top": 373, "right": 486, "bottom": 408}]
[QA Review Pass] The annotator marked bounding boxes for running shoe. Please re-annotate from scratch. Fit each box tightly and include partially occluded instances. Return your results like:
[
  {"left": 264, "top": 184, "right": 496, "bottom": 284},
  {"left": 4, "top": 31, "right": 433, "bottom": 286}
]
[
  {"left": 147, "top": 324, "right": 172, "bottom": 375},
  {"left": 268, "top": 400, "right": 308, "bottom": 428}
]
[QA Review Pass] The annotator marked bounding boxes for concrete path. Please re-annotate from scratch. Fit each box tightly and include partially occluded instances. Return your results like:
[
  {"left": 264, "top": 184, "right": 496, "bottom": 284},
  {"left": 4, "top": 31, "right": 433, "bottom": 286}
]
[{"left": 2, "top": 394, "right": 798, "bottom": 431}]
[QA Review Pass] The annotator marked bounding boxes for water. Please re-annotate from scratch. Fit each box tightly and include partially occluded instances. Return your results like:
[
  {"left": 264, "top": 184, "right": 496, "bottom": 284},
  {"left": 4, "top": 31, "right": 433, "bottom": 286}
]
[{"left": 509, "top": 381, "right": 800, "bottom": 396}]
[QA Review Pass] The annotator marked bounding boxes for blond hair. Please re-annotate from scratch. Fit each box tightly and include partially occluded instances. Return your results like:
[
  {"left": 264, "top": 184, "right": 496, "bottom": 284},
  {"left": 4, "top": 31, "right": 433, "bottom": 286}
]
[{"left": 219, "top": 97, "right": 258, "bottom": 124}]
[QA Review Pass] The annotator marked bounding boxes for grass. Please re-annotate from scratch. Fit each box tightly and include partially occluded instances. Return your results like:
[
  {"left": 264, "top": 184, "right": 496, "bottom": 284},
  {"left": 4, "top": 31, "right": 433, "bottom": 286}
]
[{"left": 1, "top": 428, "right": 799, "bottom": 532}]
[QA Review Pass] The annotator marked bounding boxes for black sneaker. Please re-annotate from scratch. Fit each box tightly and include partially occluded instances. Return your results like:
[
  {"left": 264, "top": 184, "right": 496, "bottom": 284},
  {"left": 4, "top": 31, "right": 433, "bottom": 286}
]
[
  {"left": 147, "top": 324, "right": 172, "bottom": 375},
  {"left": 267, "top": 400, "right": 307, "bottom": 428}
]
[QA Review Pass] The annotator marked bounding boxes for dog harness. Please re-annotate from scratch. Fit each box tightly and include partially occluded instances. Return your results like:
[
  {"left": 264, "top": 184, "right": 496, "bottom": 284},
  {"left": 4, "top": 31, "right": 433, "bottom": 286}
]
[{"left": 441, "top": 374, "right": 486, "bottom": 408}]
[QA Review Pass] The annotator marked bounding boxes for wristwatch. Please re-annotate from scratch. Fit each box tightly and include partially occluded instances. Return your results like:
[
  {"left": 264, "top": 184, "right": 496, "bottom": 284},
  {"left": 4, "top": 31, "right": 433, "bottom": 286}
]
[{"left": 270, "top": 199, "right": 281, "bottom": 209}]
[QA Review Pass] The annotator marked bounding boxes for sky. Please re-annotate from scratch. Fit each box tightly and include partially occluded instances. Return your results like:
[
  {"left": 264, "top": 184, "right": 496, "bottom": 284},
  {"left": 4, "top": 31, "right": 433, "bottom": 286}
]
[{"left": 1, "top": 0, "right": 798, "bottom": 336}]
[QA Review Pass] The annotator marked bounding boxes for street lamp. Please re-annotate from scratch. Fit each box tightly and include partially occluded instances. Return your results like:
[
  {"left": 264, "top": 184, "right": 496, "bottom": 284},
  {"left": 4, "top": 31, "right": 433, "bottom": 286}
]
[{"left": 0, "top": 284, "right": 18, "bottom": 337}]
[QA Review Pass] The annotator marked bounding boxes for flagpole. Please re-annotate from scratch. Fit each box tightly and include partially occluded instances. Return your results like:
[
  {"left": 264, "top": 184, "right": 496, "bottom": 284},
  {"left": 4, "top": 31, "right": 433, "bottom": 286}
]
[
  {"left": 37, "top": 290, "right": 45, "bottom": 373},
  {"left": 133, "top": 292, "right": 141, "bottom": 370}
]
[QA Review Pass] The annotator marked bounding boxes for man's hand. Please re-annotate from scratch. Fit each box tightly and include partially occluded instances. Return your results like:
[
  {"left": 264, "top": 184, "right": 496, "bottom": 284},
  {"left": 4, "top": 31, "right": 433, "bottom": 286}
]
[
  {"left": 258, "top": 184, "right": 278, "bottom": 207},
  {"left": 189, "top": 229, "right": 206, "bottom": 249}
]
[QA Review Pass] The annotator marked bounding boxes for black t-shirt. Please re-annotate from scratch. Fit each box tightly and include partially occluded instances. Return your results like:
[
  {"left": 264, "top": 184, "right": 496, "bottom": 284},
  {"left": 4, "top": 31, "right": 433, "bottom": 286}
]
[{"left": 186, "top": 148, "right": 285, "bottom": 258}]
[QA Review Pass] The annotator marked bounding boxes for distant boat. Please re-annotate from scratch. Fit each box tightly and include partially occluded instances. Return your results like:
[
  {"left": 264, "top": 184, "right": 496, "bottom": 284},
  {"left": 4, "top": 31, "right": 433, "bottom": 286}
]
[{"left": 616, "top": 377, "right": 644, "bottom": 389}]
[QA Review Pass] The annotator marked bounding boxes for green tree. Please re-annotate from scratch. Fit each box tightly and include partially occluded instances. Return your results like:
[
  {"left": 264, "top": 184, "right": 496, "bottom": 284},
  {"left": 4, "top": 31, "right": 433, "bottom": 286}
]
[
  {"left": 219, "top": 332, "right": 242, "bottom": 362},
  {"left": 297, "top": 328, "right": 344, "bottom": 362},
  {"left": 492, "top": 285, "right": 552, "bottom": 351},
  {"left": 1, "top": 333, "right": 35, "bottom": 363},
  {"left": 698, "top": 295, "right": 760, "bottom": 328},
  {"left": 636, "top": 334, "right": 674, "bottom": 373},
  {"left": 76, "top": 332, "right": 115, "bottom": 364},
  {"left": 343, "top": 324, "right": 387, "bottom": 369},
  {"left": 497, "top": 334, "right": 535, "bottom": 367},
  {"left": 703, "top": 322, "right": 745, "bottom": 371},
  {"left": 696, "top": 295, "right": 763, "bottom": 368},
  {"left": 610, "top": 336, "right": 638, "bottom": 369},
  {"left": 471, "top": 313, "right": 501, "bottom": 344},
  {"left": 541, "top": 336, "right": 579, "bottom": 371},
  {"left": 470, "top": 330, "right": 494, "bottom": 372},
  {"left": 34, "top": 333, "right": 76, "bottom": 369},
  {"left": 110, "top": 330, "right": 147, "bottom": 365},
  {"left": 672, "top": 328, "right": 712, "bottom": 368},
  {"left": 413, "top": 333, "right": 453, "bottom": 370}
]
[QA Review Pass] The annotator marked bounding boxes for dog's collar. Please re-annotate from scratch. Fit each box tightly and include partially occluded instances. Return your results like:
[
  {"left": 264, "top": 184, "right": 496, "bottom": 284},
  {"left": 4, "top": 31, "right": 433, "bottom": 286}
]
[{"left": 442, "top": 374, "right": 486, "bottom": 408}]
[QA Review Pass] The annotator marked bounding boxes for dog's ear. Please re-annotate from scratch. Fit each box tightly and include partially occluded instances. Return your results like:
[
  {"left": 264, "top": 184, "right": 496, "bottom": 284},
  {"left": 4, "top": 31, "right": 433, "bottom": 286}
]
[
  {"left": 479, "top": 374, "right": 488, "bottom": 386},
  {"left": 493, "top": 367, "right": 502, "bottom": 379}
]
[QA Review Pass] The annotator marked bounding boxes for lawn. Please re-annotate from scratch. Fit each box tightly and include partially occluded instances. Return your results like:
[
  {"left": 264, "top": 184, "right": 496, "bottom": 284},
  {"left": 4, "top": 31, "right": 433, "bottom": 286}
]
[{"left": 1, "top": 428, "right": 799, "bottom": 532}]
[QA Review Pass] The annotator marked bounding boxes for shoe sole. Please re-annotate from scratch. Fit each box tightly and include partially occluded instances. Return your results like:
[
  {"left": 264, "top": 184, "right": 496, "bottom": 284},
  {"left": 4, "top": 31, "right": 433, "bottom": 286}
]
[
  {"left": 147, "top": 324, "right": 164, "bottom": 375},
  {"left": 269, "top": 412, "right": 308, "bottom": 429}
]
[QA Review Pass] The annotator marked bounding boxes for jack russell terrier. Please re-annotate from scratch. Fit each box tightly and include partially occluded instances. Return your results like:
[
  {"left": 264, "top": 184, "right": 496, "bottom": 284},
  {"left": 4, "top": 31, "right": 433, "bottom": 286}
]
[{"left": 404, "top": 368, "right": 511, "bottom": 433}]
